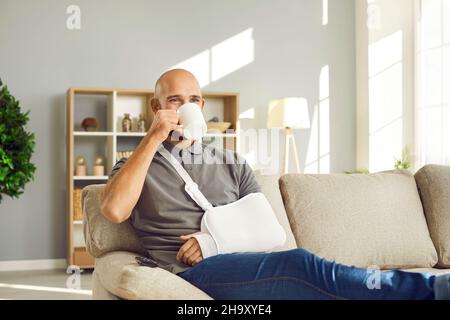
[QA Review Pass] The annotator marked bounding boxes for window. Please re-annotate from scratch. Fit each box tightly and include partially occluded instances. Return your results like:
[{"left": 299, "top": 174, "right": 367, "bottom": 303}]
[{"left": 416, "top": 0, "right": 450, "bottom": 166}]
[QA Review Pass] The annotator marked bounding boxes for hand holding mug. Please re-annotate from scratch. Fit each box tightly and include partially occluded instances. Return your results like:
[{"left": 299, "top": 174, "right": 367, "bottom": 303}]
[{"left": 147, "top": 109, "right": 182, "bottom": 144}]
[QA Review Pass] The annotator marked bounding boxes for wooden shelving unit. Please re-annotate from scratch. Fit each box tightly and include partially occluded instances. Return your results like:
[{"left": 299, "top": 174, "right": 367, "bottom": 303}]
[{"left": 66, "top": 87, "right": 240, "bottom": 268}]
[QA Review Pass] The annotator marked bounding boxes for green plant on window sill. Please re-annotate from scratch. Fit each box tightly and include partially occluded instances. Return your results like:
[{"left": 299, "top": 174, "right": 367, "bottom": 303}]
[
  {"left": 394, "top": 146, "right": 411, "bottom": 171},
  {"left": 344, "top": 146, "right": 412, "bottom": 175},
  {"left": 0, "top": 78, "right": 36, "bottom": 204},
  {"left": 344, "top": 168, "right": 370, "bottom": 174}
]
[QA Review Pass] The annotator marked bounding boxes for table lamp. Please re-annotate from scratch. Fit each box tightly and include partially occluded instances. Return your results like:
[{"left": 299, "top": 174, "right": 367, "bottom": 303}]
[{"left": 267, "top": 97, "right": 310, "bottom": 174}]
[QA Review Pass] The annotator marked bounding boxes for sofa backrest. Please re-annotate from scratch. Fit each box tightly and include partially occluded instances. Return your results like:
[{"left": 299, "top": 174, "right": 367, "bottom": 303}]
[
  {"left": 415, "top": 165, "right": 450, "bottom": 268},
  {"left": 279, "top": 169, "right": 438, "bottom": 269},
  {"left": 82, "top": 173, "right": 298, "bottom": 257}
]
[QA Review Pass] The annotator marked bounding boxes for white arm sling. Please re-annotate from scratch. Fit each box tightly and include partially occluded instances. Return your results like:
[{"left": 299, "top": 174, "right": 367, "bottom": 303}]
[{"left": 158, "top": 145, "right": 286, "bottom": 258}]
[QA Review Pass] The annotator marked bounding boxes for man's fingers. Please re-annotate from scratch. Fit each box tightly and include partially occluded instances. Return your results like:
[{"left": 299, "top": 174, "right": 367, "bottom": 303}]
[
  {"left": 185, "top": 249, "right": 201, "bottom": 265},
  {"left": 183, "top": 243, "right": 199, "bottom": 262},
  {"left": 180, "top": 234, "right": 193, "bottom": 241},
  {"left": 166, "top": 123, "right": 180, "bottom": 131},
  {"left": 157, "top": 111, "right": 179, "bottom": 126},
  {"left": 176, "top": 239, "right": 195, "bottom": 261},
  {"left": 177, "top": 235, "right": 202, "bottom": 264},
  {"left": 161, "top": 111, "right": 178, "bottom": 121},
  {"left": 167, "top": 123, "right": 179, "bottom": 131},
  {"left": 180, "top": 232, "right": 200, "bottom": 240},
  {"left": 157, "top": 109, "right": 178, "bottom": 117},
  {"left": 192, "top": 256, "right": 203, "bottom": 266},
  {"left": 181, "top": 240, "right": 198, "bottom": 264},
  {"left": 187, "top": 250, "right": 202, "bottom": 265}
]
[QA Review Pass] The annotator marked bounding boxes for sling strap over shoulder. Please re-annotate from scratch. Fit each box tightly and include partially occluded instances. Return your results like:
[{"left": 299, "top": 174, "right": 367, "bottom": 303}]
[{"left": 157, "top": 144, "right": 213, "bottom": 211}]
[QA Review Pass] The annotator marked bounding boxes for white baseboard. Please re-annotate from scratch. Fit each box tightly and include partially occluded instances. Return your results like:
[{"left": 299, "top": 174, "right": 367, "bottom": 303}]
[{"left": 0, "top": 259, "right": 67, "bottom": 272}]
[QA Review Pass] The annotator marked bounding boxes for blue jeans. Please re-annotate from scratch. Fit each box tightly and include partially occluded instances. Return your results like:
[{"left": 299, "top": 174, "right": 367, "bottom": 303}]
[{"left": 178, "top": 248, "right": 448, "bottom": 300}]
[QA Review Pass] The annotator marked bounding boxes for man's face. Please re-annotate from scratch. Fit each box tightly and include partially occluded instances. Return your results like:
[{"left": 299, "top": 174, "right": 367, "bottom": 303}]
[{"left": 152, "top": 70, "right": 205, "bottom": 112}]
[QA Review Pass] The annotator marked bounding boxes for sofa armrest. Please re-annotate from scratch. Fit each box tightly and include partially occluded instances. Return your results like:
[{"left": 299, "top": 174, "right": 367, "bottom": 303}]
[
  {"left": 94, "top": 251, "right": 212, "bottom": 300},
  {"left": 82, "top": 184, "right": 147, "bottom": 257},
  {"left": 92, "top": 271, "right": 120, "bottom": 300}
]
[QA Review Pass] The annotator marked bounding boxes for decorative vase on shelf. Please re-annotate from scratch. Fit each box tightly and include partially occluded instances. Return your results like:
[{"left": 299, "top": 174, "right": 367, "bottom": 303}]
[
  {"left": 81, "top": 117, "right": 98, "bottom": 131},
  {"left": 137, "top": 113, "right": 147, "bottom": 132},
  {"left": 75, "top": 156, "right": 87, "bottom": 176},
  {"left": 122, "top": 113, "right": 132, "bottom": 132},
  {"left": 93, "top": 156, "right": 105, "bottom": 176}
]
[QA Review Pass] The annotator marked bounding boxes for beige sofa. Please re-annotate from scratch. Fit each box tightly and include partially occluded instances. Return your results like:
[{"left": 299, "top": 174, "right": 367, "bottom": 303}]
[{"left": 82, "top": 165, "right": 450, "bottom": 300}]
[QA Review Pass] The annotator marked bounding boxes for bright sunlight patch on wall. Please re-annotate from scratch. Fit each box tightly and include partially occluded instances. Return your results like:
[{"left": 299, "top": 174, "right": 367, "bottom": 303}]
[{"left": 170, "top": 28, "right": 255, "bottom": 88}]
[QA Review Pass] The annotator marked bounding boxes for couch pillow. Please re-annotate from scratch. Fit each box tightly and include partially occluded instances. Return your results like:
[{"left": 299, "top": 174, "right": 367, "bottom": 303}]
[
  {"left": 82, "top": 184, "right": 147, "bottom": 257},
  {"left": 279, "top": 170, "right": 438, "bottom": 269},
  {"left": 415, "top": 165, "right": 450, "bottom": 268}
]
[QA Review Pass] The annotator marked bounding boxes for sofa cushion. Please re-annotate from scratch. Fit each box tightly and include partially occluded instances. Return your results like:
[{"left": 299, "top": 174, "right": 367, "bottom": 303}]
[
  {"left": 254, "top": 171, "right": 297, "bottom": 251},
  {"left": 279, "top": 170, "right": 438, "bottom": 269},
  {"left": 415, "top": 165, "right": 450, "bottom": 268},
  {"left": 95, "top": 251, "right": 212, "bottom": 300},
  {"left": 82, "top": 184, "right": 147, "bottom": 257}
]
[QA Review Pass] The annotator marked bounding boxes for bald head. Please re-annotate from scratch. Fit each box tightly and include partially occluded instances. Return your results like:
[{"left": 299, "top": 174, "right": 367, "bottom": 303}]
[
  {"left": 151, "top": 69, "right": 204, "bottom": 112},
  {"left": 154, "top": 69, "right": 200, "bottom": 98}
]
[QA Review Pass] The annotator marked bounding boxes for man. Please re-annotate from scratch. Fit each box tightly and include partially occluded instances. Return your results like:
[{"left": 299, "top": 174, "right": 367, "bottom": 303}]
[{"left": 101, "top": 69, "right": 450, "bottom": 300}]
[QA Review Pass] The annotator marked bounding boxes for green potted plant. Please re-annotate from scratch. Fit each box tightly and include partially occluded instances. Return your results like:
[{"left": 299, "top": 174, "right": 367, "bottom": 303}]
[
  {"left": 345, "top": 168, "right": 370, "bottom": 174},
  {"left": 0, "top": 78, "right": 36, "bottom": 203},
  {"left": 394, "top": 145, "right": 411, "bottom": 171}
]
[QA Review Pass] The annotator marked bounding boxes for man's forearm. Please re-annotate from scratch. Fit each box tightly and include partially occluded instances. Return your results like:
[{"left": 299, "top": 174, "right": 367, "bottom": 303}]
[{"left": 101, "top": 134, "right": 160, "bottom": 223}]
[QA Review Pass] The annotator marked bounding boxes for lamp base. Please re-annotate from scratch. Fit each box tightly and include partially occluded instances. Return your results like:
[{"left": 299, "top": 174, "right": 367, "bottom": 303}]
[{"left": 282, "top": 128, "right": 301, "bottom": 175}]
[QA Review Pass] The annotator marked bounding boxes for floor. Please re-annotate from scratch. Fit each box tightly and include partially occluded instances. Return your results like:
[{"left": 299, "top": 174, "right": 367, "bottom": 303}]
[{"left": 0, "top": 269, "right": 93, "bottom": 300}]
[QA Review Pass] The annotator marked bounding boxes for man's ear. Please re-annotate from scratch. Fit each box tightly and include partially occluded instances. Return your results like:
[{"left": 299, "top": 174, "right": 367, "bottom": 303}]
[
  {"left": 150, "top": 98, "right": 161, "bottom": 113},
  {"left": 200, "top": 98, "right": 205, "bottom": 110}
]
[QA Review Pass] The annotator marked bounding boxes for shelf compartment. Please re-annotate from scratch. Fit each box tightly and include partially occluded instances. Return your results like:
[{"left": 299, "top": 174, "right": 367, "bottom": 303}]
[
  {"left": 74, "top": 135, "right": 114, "bottom": 175},
  {"left": 115, "top": 135, "right": 144, "bottom": 163},
  {"left": 73, "top": 93, "right": 114, "bottom": 132},
  {"left": 115, "top": 93, "right": 153, "bottom": 133},
  {"left": 202, "top": 97, "right": 225, "bottom": 122}
]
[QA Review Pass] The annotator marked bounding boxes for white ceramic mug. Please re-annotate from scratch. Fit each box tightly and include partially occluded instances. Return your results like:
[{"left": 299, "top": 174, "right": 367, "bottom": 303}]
[{"left": 177, "top": 103, "right": 207, "bottom": 141}]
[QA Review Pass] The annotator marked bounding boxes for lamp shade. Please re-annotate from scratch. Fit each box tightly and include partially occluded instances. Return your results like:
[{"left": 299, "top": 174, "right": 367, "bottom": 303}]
[{"left": 267, "top": 97, "right": 310, "bottom": 129}]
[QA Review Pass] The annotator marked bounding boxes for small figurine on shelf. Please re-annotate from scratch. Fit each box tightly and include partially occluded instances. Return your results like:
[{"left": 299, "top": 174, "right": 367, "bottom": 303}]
[
  {"left": 122, "top": 113, "right": 132, "bottom": 132},
  {"left": 81, "top": 117, "right": 98, "bottom": 131},
  {"left": 137, "top": 113, "right": 147, "bottom": 132},
  {"left": 75, "top": 156, "right": 87, "bottom": 176},
  {"left": 93, "top": 156, "right": 105, "bottom": 176}
]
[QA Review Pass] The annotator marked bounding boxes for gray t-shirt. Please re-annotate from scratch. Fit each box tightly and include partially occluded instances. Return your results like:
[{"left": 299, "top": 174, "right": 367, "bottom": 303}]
[{"left": 108, "top": 140, "right": 261, "bottom": 274}]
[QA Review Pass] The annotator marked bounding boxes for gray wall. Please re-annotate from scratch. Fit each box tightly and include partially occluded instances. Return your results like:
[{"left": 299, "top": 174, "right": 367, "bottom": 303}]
[{"left": 0, "top": 0, "right": 355, "bottom": 261}]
